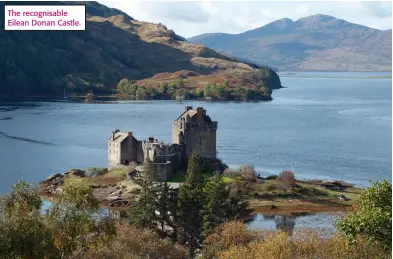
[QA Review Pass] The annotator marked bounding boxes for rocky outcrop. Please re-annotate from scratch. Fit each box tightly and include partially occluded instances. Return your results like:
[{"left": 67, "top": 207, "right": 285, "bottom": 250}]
[
  {"left": 40, "top": 169, "right": 135, "bottom": 208},
  {"left": 64, "top": 169, "right": 86, "bottom": 177}
]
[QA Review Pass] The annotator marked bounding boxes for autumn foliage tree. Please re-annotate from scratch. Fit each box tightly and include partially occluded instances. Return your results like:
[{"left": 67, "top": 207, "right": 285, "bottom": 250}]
[
  {"left": 0, "top": 180, "right": 58, "bottom": 259},
  {"left": 277, "top": 170, "right": 295, "bottom": 188},
  {"left": 47, "top": 177, "right": 116, "bottom": 258},
  {"left": 0, "top": 179, "right": 115, "bottom": 259}
]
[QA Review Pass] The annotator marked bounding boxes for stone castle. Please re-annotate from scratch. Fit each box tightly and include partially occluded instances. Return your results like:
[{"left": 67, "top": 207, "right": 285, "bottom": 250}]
[{"left": 108, "top": 106, "right": 217, "bottom": 180}]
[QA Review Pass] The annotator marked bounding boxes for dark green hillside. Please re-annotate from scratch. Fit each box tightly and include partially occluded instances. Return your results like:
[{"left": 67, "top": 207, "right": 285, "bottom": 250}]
[{"left": 0, "top": 1, "right": 281, "bottom": 97}]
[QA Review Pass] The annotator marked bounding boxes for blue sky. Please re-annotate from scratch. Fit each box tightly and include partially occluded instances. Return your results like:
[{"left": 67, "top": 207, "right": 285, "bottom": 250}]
[{"left": 100, "top": 1, "right": 392, "bottom": 37}]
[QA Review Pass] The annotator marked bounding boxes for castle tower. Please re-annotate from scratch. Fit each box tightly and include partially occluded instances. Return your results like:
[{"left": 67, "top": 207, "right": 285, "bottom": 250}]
[{"left": 172, "top": 106, "right": 217, "bottom": 158}]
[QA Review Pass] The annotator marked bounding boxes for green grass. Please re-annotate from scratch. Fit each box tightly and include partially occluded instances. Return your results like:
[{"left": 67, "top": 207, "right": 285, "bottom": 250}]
[
  {"left": 87, "top": 168, "right": 128, "bottom": 185},
  {"left": 245, "top": 180, "right": 362, "bottom": 202},
  {"left": 166, "top": 170, "right": 187, "bottom": 183}
]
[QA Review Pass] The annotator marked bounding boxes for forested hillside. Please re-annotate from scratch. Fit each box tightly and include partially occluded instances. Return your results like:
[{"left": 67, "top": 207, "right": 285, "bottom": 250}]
[{"left": 0, "top": 1, "right": 281, "bottom": 97}]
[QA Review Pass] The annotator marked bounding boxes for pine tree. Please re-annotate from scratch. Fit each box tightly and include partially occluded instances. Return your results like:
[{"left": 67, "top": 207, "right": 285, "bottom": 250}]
[
  {"left": 202, "top": 172, "right": 229, "bottom": 235},
  {"left": 202, "top": 173, "right": 254, "bottom": 236},
  {"left": 156, "top": 182, "right": 177, "bottom": 233},
  {"left": 185, "top": 153, "right": 204, "bottom": 185},
  {"left": 129, "top": 159, "right": 159, "bottom": 228},
  {"left": 176, "top": 153, "right": 206, "bottom": 257},
  {"left": 224, "top": 186, "right": 254, "bottom": 223}
]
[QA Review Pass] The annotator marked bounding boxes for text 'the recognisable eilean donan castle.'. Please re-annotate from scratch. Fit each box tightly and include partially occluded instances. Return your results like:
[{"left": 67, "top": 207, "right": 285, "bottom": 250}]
[{"left": 108, "top": 106, "right": 217, "bottom": 180}]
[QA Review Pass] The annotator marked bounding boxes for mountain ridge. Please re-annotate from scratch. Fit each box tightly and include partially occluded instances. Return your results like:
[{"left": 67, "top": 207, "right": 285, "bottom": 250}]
[{"left": 188, "top": 14, "right": 392, "bottom": 72}]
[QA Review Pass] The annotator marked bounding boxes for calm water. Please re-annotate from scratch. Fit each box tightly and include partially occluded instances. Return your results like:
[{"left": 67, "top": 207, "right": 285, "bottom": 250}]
[
  {"left": 0, "top": 72, "right": 391, "bottom": 193},
  {"left": 249, "top": 212, "right": 343, "bottom": 236}
]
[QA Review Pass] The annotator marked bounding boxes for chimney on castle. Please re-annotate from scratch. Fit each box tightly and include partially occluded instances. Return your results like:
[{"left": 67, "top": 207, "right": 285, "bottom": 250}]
[
  {"left": 185, "top": 106, "right": 193, "bottom": 112},
  {"left": 112, "top": 129, "right": 120, "bottom": 140}
]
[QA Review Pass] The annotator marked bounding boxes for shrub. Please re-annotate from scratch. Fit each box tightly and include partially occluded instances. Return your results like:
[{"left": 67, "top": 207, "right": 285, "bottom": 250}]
[
  {"left": 80, "top": 223, "right": 187, "bottom": 259},
  {"left": 277, "top": 171, "right": 295, "bottom": 188},
  {"left": 261, "top": 181, "right": 284, "bottom": 192},
  {"left": 203, "top": 221, "right": 259, "bottom": 259},
  {"left": 336, "top": 179, "right": 392, "bottom": 252},
  {"left": 223, "top": 168, "right": 241, "bottom": 178},
  {"left": 239, "top": 165, "right": 257, "bottom": 182},
  {"left": 215, "top": 227, "right": 389, "bottom": 259},
  {"left": 266, "top": 175, "right": 278, "bottom": 180}
]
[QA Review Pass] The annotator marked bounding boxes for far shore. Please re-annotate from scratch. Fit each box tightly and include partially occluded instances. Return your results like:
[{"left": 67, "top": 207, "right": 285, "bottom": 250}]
[{"left": 279, "top": 74, "right": 392, "bottom": 79}]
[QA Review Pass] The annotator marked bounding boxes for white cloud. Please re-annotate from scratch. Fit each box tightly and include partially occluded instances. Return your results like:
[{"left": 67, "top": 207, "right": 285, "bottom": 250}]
[
  {"left": 99, "top": 1, "right": 392, "bottom": 38},
  {"left": 295, "top": 3, "right": 309, "bottom": 16}
]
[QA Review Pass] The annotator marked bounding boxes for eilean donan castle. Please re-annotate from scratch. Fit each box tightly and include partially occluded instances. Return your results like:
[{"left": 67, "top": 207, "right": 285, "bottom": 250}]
[{"left": 108, "top": 106, "right": 217, "bottom": 180}]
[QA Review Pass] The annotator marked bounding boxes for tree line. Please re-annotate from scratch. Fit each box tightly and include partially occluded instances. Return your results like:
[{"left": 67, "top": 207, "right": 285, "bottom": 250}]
[{"left": 117, "top": 78, "right": 273, "bottom": 101}]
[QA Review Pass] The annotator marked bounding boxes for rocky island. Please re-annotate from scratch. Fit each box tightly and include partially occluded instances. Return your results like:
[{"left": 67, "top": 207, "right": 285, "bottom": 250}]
[{"left": 39, "top": 106, "right": 361, "bottom": 215}]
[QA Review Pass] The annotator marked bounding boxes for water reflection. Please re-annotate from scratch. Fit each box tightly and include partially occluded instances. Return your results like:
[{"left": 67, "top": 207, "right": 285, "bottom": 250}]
[
  {"left": 102, "top": 209, "right": 340, "bottom": 237},
  {"left": 248, "top": 213, "right": 341, "bottom": 236},
  {"left": 267, "top": 214, "right": 296, "bottom": 235}
]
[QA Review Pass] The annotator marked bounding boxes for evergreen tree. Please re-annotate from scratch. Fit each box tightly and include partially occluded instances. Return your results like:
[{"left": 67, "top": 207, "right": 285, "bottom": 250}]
[
  {"left": 156, "top": 182, "right": 177, "bottom": 233},
  {"left": 184, "top": 153, "right": 204, "bottom": 185},
  {"left": 202, "top": 172, "right": 229, "bottom": 235},
  {"left": 129, "top": 160, "right": 159, "bottom": 228},
  {"left": 176, "top": 153, "right": 206, "bottom": 257},
  {"left": 202, "top": 173, "right": 254, "bottom": 237},
  {"left": 224, "top": 195, "right": 254, "bottom": 223}
]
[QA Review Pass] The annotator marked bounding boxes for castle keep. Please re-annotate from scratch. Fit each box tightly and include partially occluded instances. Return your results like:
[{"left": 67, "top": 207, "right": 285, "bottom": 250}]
[{"left": 108, "top": 107, "right": 217, "bottom": 180}]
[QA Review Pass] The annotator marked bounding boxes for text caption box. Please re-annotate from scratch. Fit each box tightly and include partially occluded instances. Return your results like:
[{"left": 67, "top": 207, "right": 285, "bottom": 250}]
[{"left": 5, "top": 5, "right": 86, "bottom": 31}]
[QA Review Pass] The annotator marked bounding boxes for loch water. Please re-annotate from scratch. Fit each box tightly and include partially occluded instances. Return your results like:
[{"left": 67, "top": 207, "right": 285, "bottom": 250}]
[{"left": 0, "top": 72, "right": 391, "bottom": 194}]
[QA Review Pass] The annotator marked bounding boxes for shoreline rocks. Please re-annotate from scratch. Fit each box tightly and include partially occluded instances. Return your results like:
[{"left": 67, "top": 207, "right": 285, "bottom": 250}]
[{"left": 40, "top": 169, "right": 134, "bottom": 209}]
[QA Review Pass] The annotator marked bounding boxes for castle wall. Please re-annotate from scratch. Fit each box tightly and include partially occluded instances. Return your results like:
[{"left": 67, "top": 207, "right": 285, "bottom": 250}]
[
  {"left": 108, "top": 141, "right": 121, "bottom": 169},
  {"left": 172, "top": 120, "right": 182, "bottom": 144},
  {"left": 156, "top": 162, "right": 172, "bottom": 181},
  {"left": 199, "top": 130, "right": 216, "bottom": 158},
  {"left": 184, "top": 128, "right": 216, "bottom": 158},
  {"left": 120, "top": 133, "right": 140, "bottom": 164},
  {"left": 136, "top": 140, "right": 144, "bottom": 163}
]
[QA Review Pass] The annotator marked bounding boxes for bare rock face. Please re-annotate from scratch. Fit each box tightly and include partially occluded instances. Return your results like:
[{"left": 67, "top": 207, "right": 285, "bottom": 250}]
[
  {"left": 44, "top": 173, "right": 63, "bottom": 182},
  {"left": 40, "top": 173, "right": 64, "bottom": 188}
]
